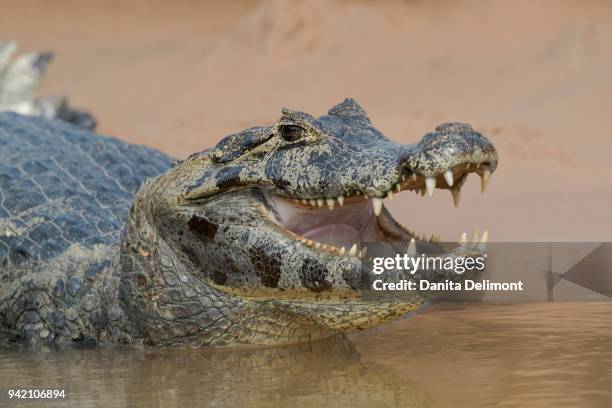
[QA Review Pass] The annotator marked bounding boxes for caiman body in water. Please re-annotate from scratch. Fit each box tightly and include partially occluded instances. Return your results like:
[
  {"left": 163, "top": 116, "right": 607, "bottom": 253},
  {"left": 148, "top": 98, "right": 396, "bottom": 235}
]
[{"left": 0, "top": 99, "right": 497, "bottom": 347}]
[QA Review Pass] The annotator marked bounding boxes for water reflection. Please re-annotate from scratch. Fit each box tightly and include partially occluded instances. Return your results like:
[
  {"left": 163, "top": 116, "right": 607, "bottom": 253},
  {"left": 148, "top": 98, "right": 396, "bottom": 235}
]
[
  {"left": 2, "top": 303, "right": 612, "bottom": 407},
  {"left": 0, "top": 334, "right": 430, "bottom": 407},
  {"left": 352, "top": 302, "right": 612, "bottom": 407}
]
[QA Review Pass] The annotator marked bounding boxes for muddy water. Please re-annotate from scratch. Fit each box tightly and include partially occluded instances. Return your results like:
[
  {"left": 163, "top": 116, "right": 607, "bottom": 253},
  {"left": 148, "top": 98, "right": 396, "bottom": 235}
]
[{"left": 1, "top": 302, "right": 611, "bottom": 407}]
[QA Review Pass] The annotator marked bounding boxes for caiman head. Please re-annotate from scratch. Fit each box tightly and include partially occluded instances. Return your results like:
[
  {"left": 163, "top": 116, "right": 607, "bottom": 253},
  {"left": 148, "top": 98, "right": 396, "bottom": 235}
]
[{"left": 120, "top": 98, "right": 498, "bottom": 347}]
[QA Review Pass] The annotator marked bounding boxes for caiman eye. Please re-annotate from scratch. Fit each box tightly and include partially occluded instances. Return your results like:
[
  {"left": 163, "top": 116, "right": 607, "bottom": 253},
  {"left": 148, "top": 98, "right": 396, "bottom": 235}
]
[{"left": 279, "top": 125, "right": 304, "bottom": 142}]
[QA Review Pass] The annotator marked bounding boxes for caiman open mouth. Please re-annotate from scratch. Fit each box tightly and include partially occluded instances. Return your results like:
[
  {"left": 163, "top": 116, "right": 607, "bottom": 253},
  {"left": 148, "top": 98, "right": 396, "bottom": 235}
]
[{"left": 269, "top": 160, "right": 494, "bottom": 258}]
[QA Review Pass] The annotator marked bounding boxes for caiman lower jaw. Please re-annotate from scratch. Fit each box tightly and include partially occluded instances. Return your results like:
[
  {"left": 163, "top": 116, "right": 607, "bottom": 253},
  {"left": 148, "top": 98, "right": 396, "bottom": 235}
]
[{"left": 268, "top": 160, "right": 495, "bottom": 259}]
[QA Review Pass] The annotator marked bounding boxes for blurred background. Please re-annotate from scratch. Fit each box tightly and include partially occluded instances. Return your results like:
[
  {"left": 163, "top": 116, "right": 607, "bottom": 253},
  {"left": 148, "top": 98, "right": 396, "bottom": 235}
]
[{"left": 3, "top": 0, "right": 612, "bottom": 242}]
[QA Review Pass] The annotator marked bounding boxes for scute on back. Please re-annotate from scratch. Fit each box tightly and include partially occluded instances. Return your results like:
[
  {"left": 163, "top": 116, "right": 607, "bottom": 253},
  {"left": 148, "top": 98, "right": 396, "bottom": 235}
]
[{"left": 0, "top": 113, "right": 173, "bottom": 271}]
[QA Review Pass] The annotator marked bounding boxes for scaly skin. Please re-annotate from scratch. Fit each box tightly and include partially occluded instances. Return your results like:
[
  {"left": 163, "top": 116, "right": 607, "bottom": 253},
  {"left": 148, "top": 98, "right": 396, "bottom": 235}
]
[
  {"left": 0, "top": 99, "right": 498, "bottom": 347},
  {"left": 0, "top": 113, "right": 171, "bottom": 344}
]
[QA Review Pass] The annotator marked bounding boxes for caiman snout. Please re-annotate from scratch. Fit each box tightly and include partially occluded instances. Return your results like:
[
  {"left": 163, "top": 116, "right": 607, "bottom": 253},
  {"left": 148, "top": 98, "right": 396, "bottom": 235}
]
[{"left": 402, "top": 122, "right": 497, "bottom": 178}]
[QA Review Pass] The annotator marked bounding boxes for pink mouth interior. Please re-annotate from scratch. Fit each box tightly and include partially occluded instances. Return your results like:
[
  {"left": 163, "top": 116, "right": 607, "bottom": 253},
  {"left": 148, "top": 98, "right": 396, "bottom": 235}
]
[{"left": 270, "top": 196, "right": 378, "bottom": 248}]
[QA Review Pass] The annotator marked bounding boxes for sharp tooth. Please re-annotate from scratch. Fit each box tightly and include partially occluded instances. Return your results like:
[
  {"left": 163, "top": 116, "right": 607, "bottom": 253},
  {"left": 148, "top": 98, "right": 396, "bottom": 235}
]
[
  {"left": 348, "top": 244, "right": 358, "bottom": 256},
  {"left": 425, "top": 177, "right": 436, "bottom": 196},
  {"left": 301, "top": 199, "right": 308, "bottom": 205},
  {"left": 359, "top": 247, "right": 368, "bottom": 258},
  {"left": 402, "top": 174, "right": 406, "bottom": 181},
  {"left": 396, "top": 184, "right": 401, "bottom": 193},
  {"left": 466, "top": 163, "right": 471, "bottom": 170},
  {"left": 470, "top": 228, "right": 479, "bottom": 249},
  {"left": 326, "top": 198, "right": 335, "bottom": 210},
  {"left": 317, "top": 198, "right": 324, "bottom": 207},
  {"left": 315, "top": 242, "right": 321, "bottom": 249},
  {"left": 339, "top": 246, "right": 346, "bottom": 256},
  {"left": 444, "top": 170, "right": 454, "bottom": 187},
  {"left": 386, "top": 191, "right": 394, "bottom": 200},
  {"left": 372, "top": 197, "right": 384, "bottom": 216},
  {"left": 480, "top": 168, "right": 491, "bottom": 193},
  {"left": 321, "top": 244, "right": 328, "bottom": 250},
  {"left": 411, "top": 173, "right": 417, "bottom": 181},
  {"left": 407, "top": 238, "right": 416, "bottom": 256},
  {"left": 337, "top": 196, "right": 344, "bottom": 206},
  {"left": 451, "top": 188, "right": 461, "bottom": 208},
  {"left": 478, "top": 230, "right": 488, "bottom": 251},
  {"left": 309, "top": 199, "right": 317, "bottom": 206},
  {"left": 459, "top": 232, "right": 467, "bottom": 247}
]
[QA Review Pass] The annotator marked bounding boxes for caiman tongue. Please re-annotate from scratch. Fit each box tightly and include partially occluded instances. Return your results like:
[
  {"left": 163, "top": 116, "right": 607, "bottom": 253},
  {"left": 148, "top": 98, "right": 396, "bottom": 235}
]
[{"left": 270, "top": 195, "right": 376, "bottom": 248}]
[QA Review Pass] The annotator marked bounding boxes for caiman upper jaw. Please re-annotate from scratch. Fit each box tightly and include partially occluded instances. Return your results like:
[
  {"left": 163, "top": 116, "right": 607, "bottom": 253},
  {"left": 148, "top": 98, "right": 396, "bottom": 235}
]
[
  {"left": 181, "top": 116, "right": 497, "bottom": 205},
  {"left": 281, "top": 157, "right": 496, "bottom": 213}
]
